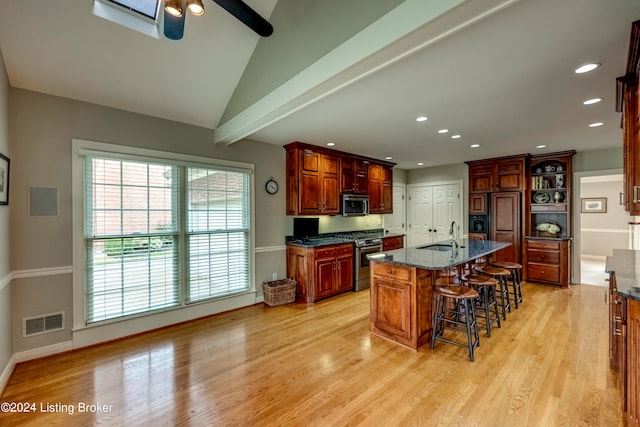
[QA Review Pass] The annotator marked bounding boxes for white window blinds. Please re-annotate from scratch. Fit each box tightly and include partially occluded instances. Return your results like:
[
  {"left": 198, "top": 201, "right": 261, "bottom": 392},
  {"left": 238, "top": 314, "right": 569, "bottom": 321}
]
[{"left": 84, "top": 153, "right": 251, "bottom": 324}]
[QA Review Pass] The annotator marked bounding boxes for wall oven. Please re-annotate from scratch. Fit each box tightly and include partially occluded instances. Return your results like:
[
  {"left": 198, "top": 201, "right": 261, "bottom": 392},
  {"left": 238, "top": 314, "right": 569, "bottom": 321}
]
[{"left": 354, "top": 237, "right": 382, "bottom": 291}]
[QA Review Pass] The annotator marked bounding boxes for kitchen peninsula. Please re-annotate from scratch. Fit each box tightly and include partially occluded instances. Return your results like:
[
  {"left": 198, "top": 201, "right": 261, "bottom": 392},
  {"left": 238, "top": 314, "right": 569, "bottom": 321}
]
[{"left": 368, "top": 239, "right": 511, "bottom": 350}]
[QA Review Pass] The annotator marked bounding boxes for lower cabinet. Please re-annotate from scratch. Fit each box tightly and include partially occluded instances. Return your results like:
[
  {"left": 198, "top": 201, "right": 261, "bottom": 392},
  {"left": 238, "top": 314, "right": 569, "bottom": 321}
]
[
  {"left": 608, "top": 272, "right": 640, "bottom": 427},
  {"left": 286, "top": 243, "right": 353, "bottom": 303},
  {"left": 525, "top": 238, "right": 571, "bottom": 288},
  {"left": 369, "top": 262, "right": 433, "bottom": 350},
  {"left": 381, "top": 235, "right": 404, "bottom": 251}
]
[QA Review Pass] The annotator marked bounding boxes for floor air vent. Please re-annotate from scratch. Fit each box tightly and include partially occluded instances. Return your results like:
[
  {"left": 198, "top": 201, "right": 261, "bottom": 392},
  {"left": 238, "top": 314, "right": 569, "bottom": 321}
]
[{"left": 23, "top": 311, "right": 65, "bottom": 337}]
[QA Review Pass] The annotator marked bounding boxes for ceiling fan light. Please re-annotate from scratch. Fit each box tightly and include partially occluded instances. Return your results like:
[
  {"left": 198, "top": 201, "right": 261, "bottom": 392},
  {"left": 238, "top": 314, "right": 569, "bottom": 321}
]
[
  {"left": 187, "top": 0, "right": 205, "bottom": 16},
  {"left": 165, "top": 0, "right": 183, "bottom": 17}
]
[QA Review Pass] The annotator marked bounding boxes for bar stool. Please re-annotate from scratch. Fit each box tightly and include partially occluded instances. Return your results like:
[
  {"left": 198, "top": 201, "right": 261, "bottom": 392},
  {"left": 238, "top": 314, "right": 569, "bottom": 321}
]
[
  {"left": 461, "top": 273, "right": 501, "bottom": 337},
  {"left": 491, "top": 261, "right": 523, "bottom": 309},
  {"left": 474, "top": 265, "right": 511, "bottom": 320},
  {"left": 436, "top": 267, "right": 460, "bottom": 286},
  {"left": 430, "top": 285, "right": 480, "bottom": 362}
]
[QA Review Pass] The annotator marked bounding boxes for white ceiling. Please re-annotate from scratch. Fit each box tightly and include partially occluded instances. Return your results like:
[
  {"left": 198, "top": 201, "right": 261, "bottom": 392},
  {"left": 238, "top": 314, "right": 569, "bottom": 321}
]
[{"left": 1, "top": 0, "right": 639, "bottom": 170}]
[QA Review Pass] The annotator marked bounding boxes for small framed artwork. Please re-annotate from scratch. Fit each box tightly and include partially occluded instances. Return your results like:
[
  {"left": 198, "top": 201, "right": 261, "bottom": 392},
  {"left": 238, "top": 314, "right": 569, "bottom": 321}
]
[
  {"left": 0, "top": 152, "right": 9, "bottom": 206},
  {"left": 581, "top": 197, "right": 607, "bottom": 213}
]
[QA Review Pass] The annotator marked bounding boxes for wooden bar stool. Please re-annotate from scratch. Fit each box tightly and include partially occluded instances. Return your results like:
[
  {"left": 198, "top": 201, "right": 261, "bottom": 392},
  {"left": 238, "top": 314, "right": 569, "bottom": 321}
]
[
  {"left": 430, "top": 285, "right": 480, "bottom": 362},
  {"left": 461, "top": 273, "right": 501, "bottom": 337},
  {"left": 436, "top": 267, "right": 460, "bottom": 286},
  {"left": 491, "top": 261, "right": 523, "bottom": 309},
  {"left": 474, "top": 265, "right": 511, "bottom": 320}
]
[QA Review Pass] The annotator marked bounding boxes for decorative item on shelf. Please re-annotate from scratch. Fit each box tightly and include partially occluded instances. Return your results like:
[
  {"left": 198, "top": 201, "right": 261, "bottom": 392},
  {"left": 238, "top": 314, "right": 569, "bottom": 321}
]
[
  {"left": 536, "top": 167, "right": 542, "bottom": 174},
  {"left": 556, "top": 165, "right": 563, "bottom": 172},
  {"left": 534, "top": 191, "right": 550, "bottom": 204},
  {"left": 544, "top": 165, "right": 556, "bottom": 173},
  {"left": 536, "top": 222, "right": 561, "bottom": 237},
  {"left": 555, "top": 174, "right": 564, "bottom": 188},
  {"left": 553, "top": 191, "right": 563, "bottom": 203}
]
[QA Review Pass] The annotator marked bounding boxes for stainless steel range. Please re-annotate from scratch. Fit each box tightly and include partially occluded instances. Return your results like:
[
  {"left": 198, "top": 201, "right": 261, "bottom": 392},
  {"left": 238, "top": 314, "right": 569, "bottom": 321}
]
[{"left": 333, "top": 231, "right": 382, "bottom": 292}]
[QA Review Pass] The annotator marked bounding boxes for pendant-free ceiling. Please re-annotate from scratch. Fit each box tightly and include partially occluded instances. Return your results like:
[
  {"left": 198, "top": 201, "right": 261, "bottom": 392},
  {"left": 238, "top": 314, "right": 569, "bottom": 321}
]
[{"left": 163, "top": 0, "right": 273, "bottom": 40}]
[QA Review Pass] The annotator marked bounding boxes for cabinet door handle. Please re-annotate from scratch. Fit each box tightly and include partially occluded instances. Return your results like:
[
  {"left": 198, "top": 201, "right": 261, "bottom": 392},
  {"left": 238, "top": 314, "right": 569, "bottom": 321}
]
[{"left": 634, "top": 185, "right": 639, "bottom": 203}]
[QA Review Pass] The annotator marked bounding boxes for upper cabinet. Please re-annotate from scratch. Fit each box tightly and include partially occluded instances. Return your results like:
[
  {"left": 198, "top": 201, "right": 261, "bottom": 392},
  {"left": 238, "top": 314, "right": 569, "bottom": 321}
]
[
  {"left": 466, "top": 155, "right": 528, "bottom": 193},
  {"left": 284, "top": 142, "right": 395, "bottom": 216},
  {"left": 617, "top": 20, "right": 640, "bottom": 216},
  {"left": 341, "top": 156, "right": 369, "bottom": 195},
  {"left": 368, "top": 163, "right": 393, "bottom": 214}
]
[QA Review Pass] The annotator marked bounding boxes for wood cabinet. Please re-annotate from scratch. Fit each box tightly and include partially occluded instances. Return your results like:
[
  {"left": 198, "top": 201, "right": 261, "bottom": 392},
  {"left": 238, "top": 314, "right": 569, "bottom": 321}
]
[
  {"left": 525, "top": 238, "right": 571, "bottom": 288},
  {"left": 341, "top": 156, "right": 369, "bottom": 194},
  {"left": 369, "top": 261, "right": 433, "bottom": 350},
  {"left": 469, "top": 193, "right": 487, "bottom": 214},
  {"left": 617, "top": 21, "right": 640, "bottom": 216},
  {"left": 381, "top": 235, "right": 404, "bottom": 251},
  {"left": 491, "top": 192, "right": 521, "bottom": 264},
  {"left": 285, "top": 144, "right": 340, "bottom": 215},
  {"left": 628, "top": 298, "right": 640, "bottom": 427},
  {"left": 469, "top": 232, "right": 487, "bottom": 241},
  {"left": 608, "top": 269, "right": 640, "bottom": 427},
  {"left": 285, "top": 142, "right": 395, "bottom": 215},
  {"left": 368, "top": 163, "right": 393, "bottom": 214},
  {"left": 286, "top": 243, "right": 353, "bottom": 303},
  {"left": 467, "top": 155, "right": 527, "bottom": 193}
]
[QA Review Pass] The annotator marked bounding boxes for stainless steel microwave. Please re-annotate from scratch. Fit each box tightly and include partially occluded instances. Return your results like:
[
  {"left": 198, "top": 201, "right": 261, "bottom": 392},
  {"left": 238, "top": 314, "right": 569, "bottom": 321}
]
[{"left": 341, "top": 194, "right": 369, "bottom": 216}]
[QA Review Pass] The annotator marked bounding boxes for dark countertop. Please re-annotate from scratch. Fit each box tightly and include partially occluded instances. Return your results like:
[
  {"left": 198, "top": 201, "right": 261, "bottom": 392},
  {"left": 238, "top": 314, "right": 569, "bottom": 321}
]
[
  {"left": 366, "top": 239, "right": 511, "bottom": 271},
  {"left": 285, "top": 231, "right": 405, "bottom": 248},
  {"left": 605, "top": 249, "right": 640, "bottom": 302}
]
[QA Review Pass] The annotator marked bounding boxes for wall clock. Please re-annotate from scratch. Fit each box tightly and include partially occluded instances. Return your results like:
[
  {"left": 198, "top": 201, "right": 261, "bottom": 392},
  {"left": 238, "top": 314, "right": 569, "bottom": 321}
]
[{"left": 265, "top": 177, "right": 279, "bottom": 195}]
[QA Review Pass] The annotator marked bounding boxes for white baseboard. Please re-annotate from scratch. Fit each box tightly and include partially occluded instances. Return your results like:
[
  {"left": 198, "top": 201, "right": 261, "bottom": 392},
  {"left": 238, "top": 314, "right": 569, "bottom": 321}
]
[
  {"left": 0, "top": 354, "right": 16, "bottom": 396},
  {"left": 13, "top": 341, "right": 73, "bottom": 364}
]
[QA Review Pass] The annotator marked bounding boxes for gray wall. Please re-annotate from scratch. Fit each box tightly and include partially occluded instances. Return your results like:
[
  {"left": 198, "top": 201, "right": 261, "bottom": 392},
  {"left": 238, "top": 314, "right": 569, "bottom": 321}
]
[
  {"left": 9, "top": 88, "right": 289, "bottom": 353},
  {"left": 580, "top": 178, "right": 629, "bottom": 257},
  {"left": 0, "top": 48, "right": 12, "bottom": 387},
  {"left": 574, "top": 147, "right": 623, "bottom": 172}
]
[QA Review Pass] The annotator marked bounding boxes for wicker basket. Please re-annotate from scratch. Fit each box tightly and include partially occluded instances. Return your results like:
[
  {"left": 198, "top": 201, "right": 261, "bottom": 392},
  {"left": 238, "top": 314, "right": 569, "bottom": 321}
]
[{"left": 262, "top": 277, "right": 297, "bottom": 306}]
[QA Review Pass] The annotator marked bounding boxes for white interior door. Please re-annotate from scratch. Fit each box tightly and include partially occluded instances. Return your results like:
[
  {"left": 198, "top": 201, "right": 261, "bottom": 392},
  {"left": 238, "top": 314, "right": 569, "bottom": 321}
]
[
  {"left": 384, "top": 184, "right": 406, "bottom": 236},
  {"left": 433, "top": 183, "right": 460, "bottom": 241},
  {"left": 407, "top": 185, "right": 433, "bottom": 247},
  {"left": 407, "top": 182, "right": 462, "bottom": 247}
]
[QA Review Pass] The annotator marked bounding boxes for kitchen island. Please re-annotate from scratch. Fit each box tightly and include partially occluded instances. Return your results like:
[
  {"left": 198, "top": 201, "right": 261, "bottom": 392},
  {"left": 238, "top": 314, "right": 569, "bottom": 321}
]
[{"left": 367, "top": 239, "right": 511, "bottom": 350}]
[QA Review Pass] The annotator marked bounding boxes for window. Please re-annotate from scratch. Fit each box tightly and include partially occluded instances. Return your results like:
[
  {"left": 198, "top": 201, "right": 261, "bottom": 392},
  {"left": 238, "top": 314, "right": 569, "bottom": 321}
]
[
  {"left": 81, "top": 146, "right": 252, "bottom": 325},
  {"left": 107, "top": 0, "right": 160, "bottom": 20}
]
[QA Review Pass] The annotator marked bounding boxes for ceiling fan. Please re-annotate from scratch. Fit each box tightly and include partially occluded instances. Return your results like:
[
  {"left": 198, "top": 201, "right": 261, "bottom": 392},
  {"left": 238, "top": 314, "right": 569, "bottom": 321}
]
[{"left": 163, "top": 0, "right": 273, "bottom": 40}]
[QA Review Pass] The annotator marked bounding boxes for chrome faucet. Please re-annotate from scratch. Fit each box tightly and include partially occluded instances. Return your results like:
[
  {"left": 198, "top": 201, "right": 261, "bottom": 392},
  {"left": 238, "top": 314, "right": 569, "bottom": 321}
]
[{"left": 449, "top": 220, "right": 459, "bottom": 253}]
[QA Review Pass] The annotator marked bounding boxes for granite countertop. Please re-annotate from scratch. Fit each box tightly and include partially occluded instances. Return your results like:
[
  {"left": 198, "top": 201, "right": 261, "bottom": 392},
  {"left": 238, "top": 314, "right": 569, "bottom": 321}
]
[
  {"left": 285, "top": 230, "right": 405, "bottom": 248},
  {"left": 605, "top": 249, "right": 640, "bottom": 302},
  {"left": 367, "top": 239, "right": 511, "bottom": 271}
]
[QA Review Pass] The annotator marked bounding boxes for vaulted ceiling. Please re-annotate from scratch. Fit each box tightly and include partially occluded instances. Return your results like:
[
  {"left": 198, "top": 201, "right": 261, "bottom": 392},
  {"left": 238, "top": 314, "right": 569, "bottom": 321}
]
[{"left": 1, "top": 0, "right": 639, "bottom": 169}]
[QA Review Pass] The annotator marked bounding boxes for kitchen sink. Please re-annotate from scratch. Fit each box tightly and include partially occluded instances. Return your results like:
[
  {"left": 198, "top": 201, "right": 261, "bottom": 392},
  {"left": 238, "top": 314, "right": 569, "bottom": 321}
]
[{"left": 417, "top": 243, "right": 465, "bottom": 251}]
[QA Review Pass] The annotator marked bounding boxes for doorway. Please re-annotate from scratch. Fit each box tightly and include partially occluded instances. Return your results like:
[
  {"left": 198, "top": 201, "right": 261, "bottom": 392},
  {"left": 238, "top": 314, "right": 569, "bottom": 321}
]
[
  {"left": 574, "top": 171, "right": 629, "bottom": 286},
  {"left": 406, "top": 181, "right": 462, "bottom": 247}
]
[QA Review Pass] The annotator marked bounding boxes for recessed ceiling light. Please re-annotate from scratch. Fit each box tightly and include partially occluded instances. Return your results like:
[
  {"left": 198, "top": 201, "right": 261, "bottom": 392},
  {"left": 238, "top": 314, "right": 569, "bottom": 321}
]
[
  {"left": 451, "top": 134, "right": 462, "bottom": 139},
  {"left": 438, "top": 129, "right": 449, "bottom": 134},
  {"left": 536, "top": 144, "right": 547, "bottom": 149},
  {"left": 470, "top": 144, "right": 480, "bottom": 148},
  {"left": 583, "top": 97, "right": 603, "bottom": 105},
  {"left": 575, "top": 63, "right": 600, "bottom": 74},
  {"left": 326, "top": 142, "right": 335, "bottom": 146},
  {"left": 416, "top": 116, "right": 428, "bottom": 122},
  {"left": 417, "top": 162, "right": 424, "bottom": 166},
  {"left": 385, "top": 156, "right": 393, "bottom": 160},
  {"left": 588, "top": 122, "right": 604, "bottom": 127}
]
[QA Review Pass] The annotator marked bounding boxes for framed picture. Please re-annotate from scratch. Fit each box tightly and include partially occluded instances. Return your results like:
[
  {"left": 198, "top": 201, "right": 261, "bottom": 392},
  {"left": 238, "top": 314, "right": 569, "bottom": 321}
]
[
  {"left": 581, "top": 197, "right": 607, "bottom": 213},
  {"left": 0, "top": 152, "right": 9, "bottom": 206}
]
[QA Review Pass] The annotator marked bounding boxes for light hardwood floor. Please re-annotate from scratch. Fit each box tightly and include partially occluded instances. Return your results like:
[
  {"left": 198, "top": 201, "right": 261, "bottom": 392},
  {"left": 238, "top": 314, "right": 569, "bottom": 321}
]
[{"left": 1, "top": 282, "right": 623, "bottom": 426}]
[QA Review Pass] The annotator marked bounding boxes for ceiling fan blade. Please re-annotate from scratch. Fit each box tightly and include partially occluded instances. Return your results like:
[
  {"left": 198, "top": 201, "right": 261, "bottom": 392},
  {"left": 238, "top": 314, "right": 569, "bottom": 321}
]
[
  {"left": 164, "top": 9, "right": 185, "bottom": 40},
  {"left": 212, "top": 0, "right": 273, "bottom": 37}
]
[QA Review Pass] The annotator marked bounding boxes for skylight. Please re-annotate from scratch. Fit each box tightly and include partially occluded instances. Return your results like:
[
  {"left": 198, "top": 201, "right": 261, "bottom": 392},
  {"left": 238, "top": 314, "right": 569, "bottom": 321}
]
[
  {"left": 93, "top": 0, "right": 161, "bottom": 39},
  {"left": 108, "top": 0, "right": 160, "bottom": 20}
]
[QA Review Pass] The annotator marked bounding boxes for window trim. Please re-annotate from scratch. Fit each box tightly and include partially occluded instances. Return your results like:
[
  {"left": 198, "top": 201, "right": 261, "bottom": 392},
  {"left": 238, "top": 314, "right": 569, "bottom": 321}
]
[{"left": 72, "top": 139, "right": 256, "bottom": 343}]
